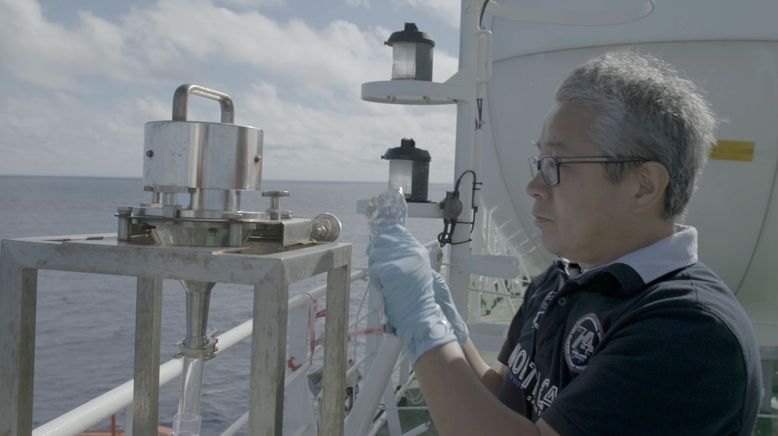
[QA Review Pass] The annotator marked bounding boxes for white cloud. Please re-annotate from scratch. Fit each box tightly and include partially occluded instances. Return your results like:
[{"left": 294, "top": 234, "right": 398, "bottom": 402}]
[
  {"left": 0, "top": 81, "right": 456, "bottom": 181},
  {"left": 392, "top": 0, "right": 461, "bottom": 28},
  {"left": 216, "top": 0, "right": 286, "bottom": 8},
  {"left": 0, "top": 0, "right": 406, "bottom": 92},
  {"left": 225, "top": 82, "right": 456, "bottom": 181},
  {"left": 345, "top": 0, "right": 371, "bottom": 7},
  {"left": 0, "top": 0, "right": 460, "bottom": 181},
  {"left": 0, "top": 1, "right": 140, "bottom": 88},
  {"left": 0, "top": 91, "right": 168, "bottom": 177},
  {"left": 0, "top": 0, "right": 460, "bottom": 90}
]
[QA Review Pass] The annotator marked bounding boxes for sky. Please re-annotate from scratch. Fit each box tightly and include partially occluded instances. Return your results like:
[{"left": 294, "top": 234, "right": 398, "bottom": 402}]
[{"left": 0, "top": 0, "right": 461, "bottom": 182}]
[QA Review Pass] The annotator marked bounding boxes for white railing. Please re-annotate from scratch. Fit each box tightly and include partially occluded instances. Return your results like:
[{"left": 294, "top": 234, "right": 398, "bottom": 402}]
[
  {"left": 33, "top": 269, "right": 373, "bottom": 436},
  {"left": 33, "top": 240, "right": 452, "bottom": 436}
]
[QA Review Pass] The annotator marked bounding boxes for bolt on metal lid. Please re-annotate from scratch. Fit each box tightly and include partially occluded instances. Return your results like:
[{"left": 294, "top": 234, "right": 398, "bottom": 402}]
[
  {"left": 385, "top": 23, "right": 435, "bottom": 47},
  {"left": 381, "top": 138, "right": 431, "bottom": 162}
]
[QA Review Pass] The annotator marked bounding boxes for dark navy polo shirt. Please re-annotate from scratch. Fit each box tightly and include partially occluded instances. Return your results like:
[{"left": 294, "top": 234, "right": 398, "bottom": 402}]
[{"left": 497, "top": 226, "right": 761, "bottom": 435}]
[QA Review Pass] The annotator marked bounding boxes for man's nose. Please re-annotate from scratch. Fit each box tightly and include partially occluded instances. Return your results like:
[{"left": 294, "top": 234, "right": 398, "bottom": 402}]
[{"left": 526, "top": 171, "right": 549, "bottom": 199}]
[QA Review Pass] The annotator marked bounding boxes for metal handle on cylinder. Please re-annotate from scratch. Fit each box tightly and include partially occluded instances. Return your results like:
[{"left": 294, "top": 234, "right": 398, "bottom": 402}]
[{"left": 172, "top": 84, "right": 235, "bottom": 124}]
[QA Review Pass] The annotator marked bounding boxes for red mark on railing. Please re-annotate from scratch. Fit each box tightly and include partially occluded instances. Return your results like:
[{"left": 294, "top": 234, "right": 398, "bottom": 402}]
[{"left": 287, "top": 356, "right": 303, "bottom": 371}]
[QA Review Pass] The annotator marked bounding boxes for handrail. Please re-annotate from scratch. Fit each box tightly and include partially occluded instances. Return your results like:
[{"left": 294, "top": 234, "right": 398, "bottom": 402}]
[
  {"left": 33, "top": 269, "right": 370, "bottom": 436},
  {"left": 34, "top": 240, "right": 443, "bottom": 436}
]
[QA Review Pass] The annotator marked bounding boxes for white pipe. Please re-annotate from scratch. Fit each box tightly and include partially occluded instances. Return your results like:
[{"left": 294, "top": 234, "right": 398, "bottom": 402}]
[
  {"left": 217, "top": 360, "right": 311, "bottom": 436},
  {"left": 219, "top": 410, "right": 249, "bottom": 436},
  {"left": 343, "top": 335, "right": 403, "bottom": 436},
  {"left": 33, "top": 359, "right": 183, "bottom": 436},
  {"left": 365, "top": 365, "right": 422, "bottom": 436},
  {"left": 403, "top": 421, "right": 433, "bottom": 436}
]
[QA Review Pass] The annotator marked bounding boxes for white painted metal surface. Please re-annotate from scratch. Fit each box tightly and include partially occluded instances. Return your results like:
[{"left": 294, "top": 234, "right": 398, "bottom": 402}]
[{"left": 344, "top": 334, "right": 403, "bottom": 436}]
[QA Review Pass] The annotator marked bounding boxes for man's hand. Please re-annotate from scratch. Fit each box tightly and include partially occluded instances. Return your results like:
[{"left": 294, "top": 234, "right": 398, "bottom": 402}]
[
  {"left": 431, "top": 270, "right": 469, "bottom": 346},
  {"left": 367, "top": 224, "right": 457, "bottom": 363}
]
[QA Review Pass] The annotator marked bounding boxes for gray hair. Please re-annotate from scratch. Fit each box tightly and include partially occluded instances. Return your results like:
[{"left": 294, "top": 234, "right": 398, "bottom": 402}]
[{"left": 555, "top": 50, "right": 716, "bottom": 219}]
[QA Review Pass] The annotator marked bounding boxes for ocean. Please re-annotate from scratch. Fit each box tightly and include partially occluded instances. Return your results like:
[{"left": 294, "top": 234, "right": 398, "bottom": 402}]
[{"left": 0, "top": 175, "right": 448, "bottom": 433}]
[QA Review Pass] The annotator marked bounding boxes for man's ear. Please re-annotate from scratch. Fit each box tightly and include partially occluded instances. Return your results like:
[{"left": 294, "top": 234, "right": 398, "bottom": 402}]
[{"left": 632, "top": 161, "right": 669, "bottom": 214}]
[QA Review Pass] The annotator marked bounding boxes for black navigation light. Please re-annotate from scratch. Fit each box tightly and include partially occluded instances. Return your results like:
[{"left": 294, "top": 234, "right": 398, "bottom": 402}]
[
  {"left": 385, "top": 23, "right": 435, "bottom": 81},
  {"left": 382, "top": 138, "right": 431, "bottom": 203}
]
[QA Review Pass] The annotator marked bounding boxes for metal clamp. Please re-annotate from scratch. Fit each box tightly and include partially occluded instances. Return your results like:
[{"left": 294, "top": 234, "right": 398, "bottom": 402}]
[
  {"left": 176, "top": 337, "right": 219, "bottom": 360},
  {"left": 172, "top": 84, "right": 235, "bottom": 124}
]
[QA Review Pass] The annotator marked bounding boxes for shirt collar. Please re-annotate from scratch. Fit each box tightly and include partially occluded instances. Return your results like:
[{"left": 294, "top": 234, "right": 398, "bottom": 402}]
[{"left": 555, "top": 225, "right": 699, "bottom": 295}]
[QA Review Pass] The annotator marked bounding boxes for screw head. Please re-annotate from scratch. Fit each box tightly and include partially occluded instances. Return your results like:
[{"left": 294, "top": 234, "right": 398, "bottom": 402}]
[
  {"left": 262, "top": 190, "right": 290, "bottom": 198},
  {"left": 146, "top": 150, "right": 154, "bottom": 158}
]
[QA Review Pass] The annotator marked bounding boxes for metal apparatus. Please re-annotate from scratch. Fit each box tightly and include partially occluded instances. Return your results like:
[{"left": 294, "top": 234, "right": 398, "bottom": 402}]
[
  {"left": 114, "top": 84, "right": 343, "bottom": 435},
  {"left": 119, "top": 83, "right": 340, "bottom": 250},
  {"left": 0, "top": 83, "right": 350, "bottom": 436}
]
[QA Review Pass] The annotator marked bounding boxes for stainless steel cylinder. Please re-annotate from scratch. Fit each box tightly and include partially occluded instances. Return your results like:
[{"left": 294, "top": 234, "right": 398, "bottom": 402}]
[{"left": 143, "top": 84, "right": 263, "bottom": 203}]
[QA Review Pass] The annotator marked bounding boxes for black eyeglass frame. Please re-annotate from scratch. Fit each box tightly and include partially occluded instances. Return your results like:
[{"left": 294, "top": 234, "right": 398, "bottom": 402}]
[{"left": 529, "top": 155, "right": 650, "bottom": 186}]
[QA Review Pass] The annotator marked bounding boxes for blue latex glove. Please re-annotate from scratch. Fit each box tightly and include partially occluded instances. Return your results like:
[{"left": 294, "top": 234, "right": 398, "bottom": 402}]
[
  {"left": 431, "top": 270, "right": 469, "bottom": 347},
  {"left": 368, "top": 224, "right": 456, "bottom": 363}
]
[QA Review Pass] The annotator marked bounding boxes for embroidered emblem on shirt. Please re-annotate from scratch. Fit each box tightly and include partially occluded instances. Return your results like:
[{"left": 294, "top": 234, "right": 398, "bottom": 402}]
[
  {"left": 532, "top": 290, "right": 558, "bottom": 329},
  {"left": 564, "top": 313, "right": 604, "bottom": 373}
]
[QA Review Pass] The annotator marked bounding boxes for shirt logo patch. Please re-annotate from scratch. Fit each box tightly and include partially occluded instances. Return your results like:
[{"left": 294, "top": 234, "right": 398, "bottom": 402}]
[{"left": 564, "top": 313, "right": 604, "bottom": 373}]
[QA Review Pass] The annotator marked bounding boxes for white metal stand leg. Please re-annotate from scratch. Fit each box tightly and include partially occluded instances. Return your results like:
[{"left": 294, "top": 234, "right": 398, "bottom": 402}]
[
  {"left": 321, "top": 264, "right": 350, "bottom": 436},
  {"left": 132, "top": 276, "right": 163, "bottom": 435},
  {"left": 344, "top": 335, "right": 403, "bottom": 436},
  {"left": 249, "top": 272, "right": 289, "bottom": 436},
  {"left": 0, "top": 249, "right": 38, "bottom": 436},
  {"left": 382, "top": 384, "right": 402, "bottom": 435}
]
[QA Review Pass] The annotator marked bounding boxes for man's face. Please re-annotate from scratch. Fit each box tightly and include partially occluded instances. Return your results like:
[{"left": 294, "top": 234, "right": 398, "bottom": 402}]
[{"left": 526, "top": 103, "right": 635, "bottom": 267}]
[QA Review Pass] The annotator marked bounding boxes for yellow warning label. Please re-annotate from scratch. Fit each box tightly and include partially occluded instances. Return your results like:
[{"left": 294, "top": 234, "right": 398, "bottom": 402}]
[{"left": 710, "top": 140, "right": 755, "bottom": 161}]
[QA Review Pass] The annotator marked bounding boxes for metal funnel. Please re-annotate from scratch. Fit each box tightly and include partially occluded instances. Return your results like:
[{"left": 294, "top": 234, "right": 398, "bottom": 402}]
[{"left": 180, "top": 280, "right": 216, "bottom": 353}]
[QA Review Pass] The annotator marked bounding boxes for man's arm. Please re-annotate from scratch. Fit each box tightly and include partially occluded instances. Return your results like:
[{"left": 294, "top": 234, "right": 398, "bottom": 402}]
[
  {"left": 461, "top": 338, "right": 507, "bottom": 396},
  {"left": 430, "top": 271, "right": 508, "bottom": 395},
  {"left": 367, "top": 221, "right": 556, "bottom": 435},
  {"left": 415, "top": 341, "right": 559, "bottom": 436}
]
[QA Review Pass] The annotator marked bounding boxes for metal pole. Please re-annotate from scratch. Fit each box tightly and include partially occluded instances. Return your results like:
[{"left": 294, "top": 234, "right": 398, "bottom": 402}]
[
  {"left": 249, "top": 266, "right": 289, "bottom": 436},
  {"left": 344, "top": 335, "right": 402, "bottom": 436},
  {"left": 320, "top": 263, "right": 351, "bottom": 436},
  {"left": 449, "top": 0, "right": 479, "bottom": 318},
  {"left": 132, "top": 276, "right": 163, "bottom": 435},
  {"left": 0, "top": 245, "right": 38, "bottom": 436}
]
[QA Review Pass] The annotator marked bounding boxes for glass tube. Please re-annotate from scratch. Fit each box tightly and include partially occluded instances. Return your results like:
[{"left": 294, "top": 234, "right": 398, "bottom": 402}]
[{"left": 173, "top": 356, "right": 205, "bottom": 436}]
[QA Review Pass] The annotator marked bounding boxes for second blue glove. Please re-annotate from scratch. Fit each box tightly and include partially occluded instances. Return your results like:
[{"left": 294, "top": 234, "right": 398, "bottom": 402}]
[{"left": 367, "top": 224, "right": 457, "bottom": 363}]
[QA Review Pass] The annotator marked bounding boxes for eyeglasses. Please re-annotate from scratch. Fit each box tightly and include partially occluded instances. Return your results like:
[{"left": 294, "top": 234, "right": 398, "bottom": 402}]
[{"left": 529, "top": 155, "right": 649, "bottom": 186}]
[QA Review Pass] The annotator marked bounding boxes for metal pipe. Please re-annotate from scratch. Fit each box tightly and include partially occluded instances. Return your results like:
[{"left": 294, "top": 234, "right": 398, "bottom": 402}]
[
  {"left": 365, "top": 366, "right": 421, "bottom": 436},
  {"left": 132, "top": 277, "right": 162, "bottom": 436},
  {"left": 448, "top": 0, "right": 480, "bottom": 326},
  {"left": 319, "top": 263, "right": 351, "bottom": 436}
]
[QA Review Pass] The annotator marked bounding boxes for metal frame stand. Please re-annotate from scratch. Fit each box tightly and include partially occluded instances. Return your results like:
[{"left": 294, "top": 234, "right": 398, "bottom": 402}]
[{"left": 0, "top": 234, "right": 351, "bottom": 436}]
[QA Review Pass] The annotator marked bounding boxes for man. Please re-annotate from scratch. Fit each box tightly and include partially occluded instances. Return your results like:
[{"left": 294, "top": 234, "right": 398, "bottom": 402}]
[{"left": 368, "top": 51, "right": 762, "bottom": 435}]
